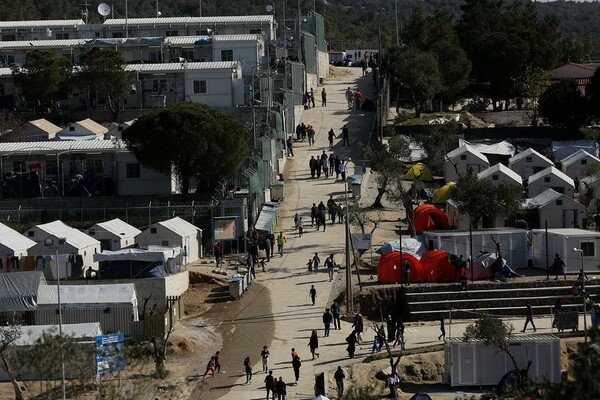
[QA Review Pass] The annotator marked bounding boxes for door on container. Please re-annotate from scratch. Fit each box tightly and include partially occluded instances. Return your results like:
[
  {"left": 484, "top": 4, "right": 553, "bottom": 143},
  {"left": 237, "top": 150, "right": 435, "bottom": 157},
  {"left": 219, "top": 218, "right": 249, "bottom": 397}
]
[
  {"left": 536, "top": 343, "right": 554, "bottom": 382},
  {"left": 100, "top": 239, "right": 111, "bottom": 251},
  {"left": 459, "top": 345, "right": 476, "bottom": 385},
  {"left": 564, "top": 209, "right": 575, "bottom": 228}
]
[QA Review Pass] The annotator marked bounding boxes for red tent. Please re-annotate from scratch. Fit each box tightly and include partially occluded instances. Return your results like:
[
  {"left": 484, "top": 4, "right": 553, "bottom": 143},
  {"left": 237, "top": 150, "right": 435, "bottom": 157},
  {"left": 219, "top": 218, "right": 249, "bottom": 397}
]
[
  {"left": 376, "top": 251, "right": 424, "bottom": 284},
  {"left": 413, "top": 204, "right": 449, "bottom": 235},
  {"left": 420, "top": 250, "right": 456, "bottom": 282}
]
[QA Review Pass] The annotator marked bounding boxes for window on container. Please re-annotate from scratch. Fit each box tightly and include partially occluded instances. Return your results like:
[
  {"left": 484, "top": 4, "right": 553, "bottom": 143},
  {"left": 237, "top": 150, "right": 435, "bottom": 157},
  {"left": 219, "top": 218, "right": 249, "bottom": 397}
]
[
  {"left": 86, "top": 160, "right": 104, "bottom": 174},
  {"left": 56, "top": 33, "right": 70, "bottom": 40},
  {"left": 581, "top": 159, "right": 587, "bottom": 165},
  {"left": 460, "top": 155, "right": 467, "bottom": 160},
  {"left": 555, "top": 200, "right": 563, "bottom": 206},
  {"left": 492, "top": 175, "right": 499, "bottom": 181},
  {"left": 89, "top": 229, "right": 95, "bottom": 236},
  {"left": 150, "top": 228, "right": 157, "bottom": 234},
  {"left": 525, "top": 156, "right": 533, "bottom": 163},
  {"left": 221, "top": 49, "right": 234, "bottom": 61},
  {"left": 249, "top": 29, "right": 262, "bottom": 34},
  {"left": 181, "top": 49, "right": 194, "bottom": 61},
  {"left": 125, "top": 163, "right": 141, "bottom": 179},
  {"left": 69, "top": 126, "right": 75, "bottom": 131},
  {"left": 112, "top": 32, "right": 125, "bottom": 38},
  {"left": 27, "top": 231, "right": 34, "bottom": 237},
  {"left": 581, "top": 242, "right": 595, "bottom": 257},
  {"left": 162, "top": 240, "right": 169, "bottom": 246},
  {"left": 2, "top": 35, "right": 16, "bottom": 41},
  {"left": 165, "top": 30, "right": 179, "bottom": 37},
  {"left": 544, "top": 177, "right": 551, "bottom": 183},
  {"left": 193, "top": 80, "right": 207, "bottom": 94}
]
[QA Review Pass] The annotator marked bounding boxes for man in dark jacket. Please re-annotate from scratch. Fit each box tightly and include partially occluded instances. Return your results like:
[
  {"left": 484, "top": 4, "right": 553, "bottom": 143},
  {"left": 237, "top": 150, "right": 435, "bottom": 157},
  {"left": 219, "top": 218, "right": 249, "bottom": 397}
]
[
  {"left": 275, "top": 376, "right": 287, "bottom": 400},
  {"left": 322, "top": 308, "right": 333, "bottom": 337},
  {"left": 331, "top": 300, "right": 341, "bottom": 329}
]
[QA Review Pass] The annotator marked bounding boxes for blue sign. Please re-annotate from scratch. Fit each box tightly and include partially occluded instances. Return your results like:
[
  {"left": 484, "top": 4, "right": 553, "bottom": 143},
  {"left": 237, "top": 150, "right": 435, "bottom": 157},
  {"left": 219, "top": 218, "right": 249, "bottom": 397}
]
[{"left": 95, "top": 333, "right": 126, "bottom": 375}]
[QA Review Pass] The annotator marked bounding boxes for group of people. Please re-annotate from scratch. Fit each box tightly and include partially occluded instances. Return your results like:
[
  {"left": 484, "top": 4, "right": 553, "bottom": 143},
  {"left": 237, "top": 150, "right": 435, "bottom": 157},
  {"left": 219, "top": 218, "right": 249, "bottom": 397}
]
[
  {"left": 307, "top": 196, "right": 346, "bottom": 233},
  {"left": 303, "top": 87, "right": 327, "bottom": 109},
  {"left": 345, "top": 86, "right": 363, "bottom": 110},
  {"left": 308, "top": 151, "right": 349, "bottom": 181}
]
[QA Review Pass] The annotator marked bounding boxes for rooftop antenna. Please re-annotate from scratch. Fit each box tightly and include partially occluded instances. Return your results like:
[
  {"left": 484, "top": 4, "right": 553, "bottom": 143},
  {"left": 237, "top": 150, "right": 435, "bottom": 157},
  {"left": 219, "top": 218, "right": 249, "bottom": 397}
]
[{"left": 97, "top": 3, "right": 111, "bottom": 21}]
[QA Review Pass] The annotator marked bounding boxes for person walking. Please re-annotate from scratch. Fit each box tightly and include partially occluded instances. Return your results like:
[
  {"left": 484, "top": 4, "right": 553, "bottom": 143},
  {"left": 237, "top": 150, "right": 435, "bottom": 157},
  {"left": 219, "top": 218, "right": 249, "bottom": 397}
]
[
  {"left": 286, "top": 135, "right": 294, "bottom": 157},
  {"left": 553, "top": 253, "right": 567, "bottom": 280},
  {"left": 329, "top": 153, "right": 335, "bottom": 175},
  {"left": 334, "top": 156, "right": 342, "bottom": 179},
  {"left": 275, "top": 376, "right": 287, "bottom": 400},
  {"left": 291, "top": 355, "right": 301, "bottom": 385},
  {"left": 352, "top": 313, "right": 364, "bottom": 343},
  {"left": 310, "top": 88, "right": 315, "bottom": 108},
  {"left": 331, "top": 300, "right": 341, "bottom": 329},
  {"left": 354, "top": 89, "right": 363, "bottom": 110},
  {"left": 276, "top": 231, "right": 286, "bottom": 257},
  {"left": 264, "top": 370, "right": 275, "bottom": 400},
  {"left": 309, "top": 285, "right": 317, "bottom": 305},
  {"left": 322, "top": 308, "right": 333, "bottom": 337},
  {"left": 214, "top": 351, "right": 222, "bottom": 374},
  {"left": 297, "top": 217, "right": 304, "bottom": 238},
  {"left": 328, "top": 129, "right": 335, "bottom": 148},
  {"left": 214, "top": 241, "right": 222, "bottom": 268},
  {"left": 202, "top": 356, "right": 216, "bottom": 378},
  {"left": 322, "top": 156, "right": 330, "bottom": 178},
  {"left": 403, "top": 259, "right": 411, "bottom": 286},
  {"left": 521, "top": 303, "right": 537, "bottom": 332},
  {"left": 339, "top": 160, "right": 347, "bottom": 182},
  {"left": 341, "top": 125, "right": 349, "bottom": 146},
  {"left": 261, "top": 346, "right": 270, "bottom": 373},
  {"left": 334, "top": 366, "right": 345, "bottom": 398},
  {"left": 345, "top": 330, "right": 358, "bottom": 358},
  {"left": 325, "top": 254, "right": 336, "bottom": 282},
  {"left": 345, "top": 87, "right": 353, "bottom": 109},
  {"left": 312, "top": 253, "right": 321, "bottom": 274},
  {"left": 552, "top": 298, "right": 562, "bottom": 328},
  {"left": 309, "top": 156, "right": 317, "bottom": 178},
  {"left": 310, "top": 203, "right": 318, "bottom": 226},
  {"left": 308, "top": 330, "right": 320, "bottom": 360},
  {"left": 438, "top": 317, "right": 446, "bottom": 341},
  {"left": 319, "top": 210, "right": 327, "bottom": 232},
  {"left": 244, "top": 356, "right": 253, "bottom": 383},
  {"left": 393, "top": 319, "right": 405, "bottom": 349},
  {"left": 321, "top": 87, "right": 327, "bottom": 106}
]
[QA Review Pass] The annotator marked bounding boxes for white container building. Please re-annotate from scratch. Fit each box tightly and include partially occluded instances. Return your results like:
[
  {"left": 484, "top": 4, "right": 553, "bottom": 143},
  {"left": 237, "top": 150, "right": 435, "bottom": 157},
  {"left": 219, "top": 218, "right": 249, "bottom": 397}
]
[{"left": 531, "top": 228, "right": 600, "bottom": 271}]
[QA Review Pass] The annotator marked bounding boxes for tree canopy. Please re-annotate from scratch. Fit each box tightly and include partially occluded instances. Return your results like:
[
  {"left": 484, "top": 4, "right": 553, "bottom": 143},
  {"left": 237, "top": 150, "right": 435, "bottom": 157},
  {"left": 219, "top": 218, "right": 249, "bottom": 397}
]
[
  {"left": 11, "top": 50, "right": 71, "bottom": 109},
  {"left": 538, "top": 80, "right": 589, "bottom": 129},
  {"left": 77, "top": 48, "right": 133, "bottom": 121},
  {"left": 451, "top": 174, "right": 523, "bottom": 228},
  {"left": 122, "top": 102, "right": 248, "bottom": 195}
]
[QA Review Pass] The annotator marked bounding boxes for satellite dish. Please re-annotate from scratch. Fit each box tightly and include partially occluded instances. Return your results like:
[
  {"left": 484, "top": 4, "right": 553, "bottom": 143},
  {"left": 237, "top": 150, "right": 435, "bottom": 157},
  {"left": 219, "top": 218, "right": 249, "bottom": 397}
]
[
  {"left": 97, "top": 3, "right": 111, "bottom": 17},
  {"left": 265, "top": 4, "right": 274, "bottom": 13}
]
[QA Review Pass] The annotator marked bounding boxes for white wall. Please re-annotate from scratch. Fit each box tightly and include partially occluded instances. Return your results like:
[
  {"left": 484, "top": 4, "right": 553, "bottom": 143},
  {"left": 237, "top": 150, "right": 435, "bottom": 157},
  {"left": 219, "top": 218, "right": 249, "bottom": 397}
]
[
  {"left": 563, "top": 156, "right": 600, "bottom": 180},
  {"left": 529, "top": 176, "right": 574, "bottom": 198},
  {"left": 510, "top": 158, "right": 552, "bottom": 181},
  {"left": 87, "top": 229, "right": 137, "bottom": 251},
  {"left": 212, "top": 41, "right": 262, "bottom": 75},
  {"left": 184, "top": 69, "right": 242, "bottom": 107},
  {"left": 136, "top": 226, "right": 200, "bottom": 264},
  {"left": 115, "top": 152, "right": 175, "bottom": 196},
  {"left": 537, "top": 201, "right": 587, "bottom": 229},
  {"left": 28, "top": 240, "right": 99, "bottom": 271},
  {"left": 443, "top": 153, "right": 489, "bottom": 182},
  {"left": 318, "top": 50, "right": 329, "bottom": 82},
  {"left": 531, "top": 230, "right": 600, "bottom": 271}
]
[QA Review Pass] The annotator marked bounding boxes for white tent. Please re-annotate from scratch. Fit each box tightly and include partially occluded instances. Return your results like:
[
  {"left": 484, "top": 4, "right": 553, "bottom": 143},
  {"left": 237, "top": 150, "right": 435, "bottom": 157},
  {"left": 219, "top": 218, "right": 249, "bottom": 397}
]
[
  {"left": 37, "top": 283, "right": 138, "bottom": 310},
  {"left": 0, "top": 271, "right": 46, "bottom": 312},
  {"left": 87, "top": 218, "right": 141, "bottom": 251},
  {"left": 136, "top": 217, "right": 201, "bottom": 264},
  {"left": 0, "top": 222, "right": 36, "bottom": 258},
  {"left": 94, "top": 247, "right": 180, "bottom": 263}
]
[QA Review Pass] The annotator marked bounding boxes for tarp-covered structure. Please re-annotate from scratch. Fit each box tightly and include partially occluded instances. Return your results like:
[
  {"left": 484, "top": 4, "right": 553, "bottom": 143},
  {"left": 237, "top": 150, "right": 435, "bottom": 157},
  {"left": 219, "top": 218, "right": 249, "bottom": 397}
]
[
  {"left": 552, "top": 140, "right": 599, "bottom": 160},
  {"left": 403, "top": 163, "right": 434, "bottom": 181},
  {"left": 93, "top": 246, "right": 181, "bottom": 278},
  {"left": 376, "top": 237, "right": 428, "bottom": 259},
  {"left": 0, "top": 271, "right": 46, "bottom": 312},
  {"left": 414, "top": 205, "right": 449, "bottom": 234},
  {"left": 377, "top": 251, "right": 424, "bottom": 284},
  {"left": 8, "top": 322, "right": 102, "bottom": 346}
]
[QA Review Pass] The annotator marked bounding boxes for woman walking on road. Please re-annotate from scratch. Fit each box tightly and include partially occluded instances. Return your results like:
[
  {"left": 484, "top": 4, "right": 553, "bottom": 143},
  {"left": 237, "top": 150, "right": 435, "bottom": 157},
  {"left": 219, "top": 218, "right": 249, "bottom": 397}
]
[
  {"left": 292, "top": 355, "right": 302, "bottom": 384},
  {"left": 244, "top": 356, "right": 253, "bottom": 383},
  {"left": 308, "top": 330, "right": 320, "bottom": 360}
]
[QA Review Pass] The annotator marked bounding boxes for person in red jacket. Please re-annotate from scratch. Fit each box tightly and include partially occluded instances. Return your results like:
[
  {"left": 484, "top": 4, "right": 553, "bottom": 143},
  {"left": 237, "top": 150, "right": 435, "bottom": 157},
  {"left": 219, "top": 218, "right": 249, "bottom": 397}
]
[{"left": 354, "top": 89, "right": 363, "bottom": 110}]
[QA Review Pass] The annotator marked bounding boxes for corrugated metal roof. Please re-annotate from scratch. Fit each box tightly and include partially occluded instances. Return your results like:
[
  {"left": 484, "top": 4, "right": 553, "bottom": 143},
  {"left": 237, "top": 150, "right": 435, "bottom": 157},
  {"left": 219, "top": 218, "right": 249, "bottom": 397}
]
[
  {"left": 126, "top": 61, "right": 238, "bottom": 72},
  {"left": 528, "top": 166, "right": 574, "bottom": 186},
  {"left": 561, "top": 149, "right": 600, "bottom": 167},
  {"left": 0, "top": 39, "right": 87, "bottom": 49},
  {"left": 446, "top": 144, "right": 489, "bottom": 164},
  {"left": 448, "top": 334, "right": 559, "bottom": 343},
  {"left": 509, "top": 147, "right": 554, "bottom": 166},
  {"left": 165, "top": 36, "right": 210, "bottom": 45},
  {"left": 0, "top": 68, "right": 12, "bottom": 77},
  {"left": 0, "top": 222, "right": 36, "bottom": 251},
  {"left": 477, "top": 163, "right": 522, "bottom": 185},
  {"left": 532, "top": 228, "right": 600, "bottom": 236},
  {"left": 214, "top": 34, "right": 263, "bottom": 42},
  {"left": 0, "top": 140, "right": 124, "bottom": 156},
  {"left": 28, "top": 119, "right": 62, "bottom": 135},
  {"left": 34, "top": 220, "right": 100, "bottom": 249},
  {"left": 0, "top": 20, "right": 85, "bottom": 28},
  {"left": 103, "top": 15, "right": 272, "bottom": 25},
  {"left": 93, "top": 218, "right": 141, "bottom": 238},
  {"left": 156, "top": 217, "right": 199, "bottom": 237},
  {"left": 75, "top": 118, "right": 108, "bottom": 135}
]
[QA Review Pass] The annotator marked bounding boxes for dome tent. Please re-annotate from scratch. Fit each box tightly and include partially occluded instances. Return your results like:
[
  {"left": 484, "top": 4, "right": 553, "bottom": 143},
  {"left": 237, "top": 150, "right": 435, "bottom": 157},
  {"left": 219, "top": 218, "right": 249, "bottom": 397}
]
[
  {"left": 472, "top": 252, "right": 497, "bottom": 280},
  {"left": 420, "top": 250, "right": 456, "bottom": 282},
  {"left": 403, "top": 163, "right": 434, "bottom": 182},
  {"left": 431, "top": 182, "right": 455, "bottom": 204},
  {"left": 413, "top": 204, "right": 450, "bottom": 235},
  {"left": 377, "top": 251, "right": 424, "bottom": 284}
]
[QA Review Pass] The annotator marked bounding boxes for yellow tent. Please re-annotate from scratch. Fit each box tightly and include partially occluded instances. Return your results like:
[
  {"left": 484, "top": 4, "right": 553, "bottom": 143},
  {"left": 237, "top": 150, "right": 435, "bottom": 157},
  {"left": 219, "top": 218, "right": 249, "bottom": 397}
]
[
  {"left": 403, "top": 163, "right": 434, "bottom": 181},
  {"left": 432, "top": 182, "right": 456, "bottom": 203}
]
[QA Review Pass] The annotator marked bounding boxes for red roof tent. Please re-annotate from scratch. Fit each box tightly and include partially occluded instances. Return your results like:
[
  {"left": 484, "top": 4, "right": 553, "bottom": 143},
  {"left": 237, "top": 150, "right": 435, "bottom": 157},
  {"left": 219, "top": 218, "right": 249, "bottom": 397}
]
[
  {"left": 420, "top": 250, "right": 456, "bottom": 282},
  {"left": 414, "top": 204, "right": 449, "bottom": 235},
  {"left": 376, "top": 251, "right": 424, "bottom": 284}
]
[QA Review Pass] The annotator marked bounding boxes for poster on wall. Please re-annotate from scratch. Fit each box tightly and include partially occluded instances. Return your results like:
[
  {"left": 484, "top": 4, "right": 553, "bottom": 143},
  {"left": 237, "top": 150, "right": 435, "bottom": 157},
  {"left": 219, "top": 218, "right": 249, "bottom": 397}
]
[{"left": 213, "top": 217, "right": 238, "bottom": 241}]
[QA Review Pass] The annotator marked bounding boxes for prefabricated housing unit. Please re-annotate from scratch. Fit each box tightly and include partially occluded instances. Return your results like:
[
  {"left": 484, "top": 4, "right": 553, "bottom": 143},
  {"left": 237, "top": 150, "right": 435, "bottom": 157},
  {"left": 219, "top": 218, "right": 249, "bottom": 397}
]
[
  {"left": 86, "top": 218, "right": 141, "bottom": 251},
  {"left": 0, "top": 222, "right": 36, "bottom": 258},
  {"left": 423, "top": 229, "right": 529, "bottom": 268},
  {"left": 136, "top": 217, "right": 202, "bottom": 264},
  {"left": 531, "top": 228, "right": 600, "bottom": 271},
  {"left": 26, "top": 220, "right": 101, "bottom": 276},
  {"left": 444, "top": 335, "right": 561, "bottom": 387},
  {"left": 508, "top": 147, "right": 554, "bottom": 181}
]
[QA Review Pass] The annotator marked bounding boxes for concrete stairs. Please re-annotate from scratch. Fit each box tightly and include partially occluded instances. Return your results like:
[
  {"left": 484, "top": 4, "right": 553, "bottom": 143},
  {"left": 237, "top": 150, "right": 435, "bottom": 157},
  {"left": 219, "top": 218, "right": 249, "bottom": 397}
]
[{"left": 402, "top": 279, "right": 600, "bottom": 321}]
